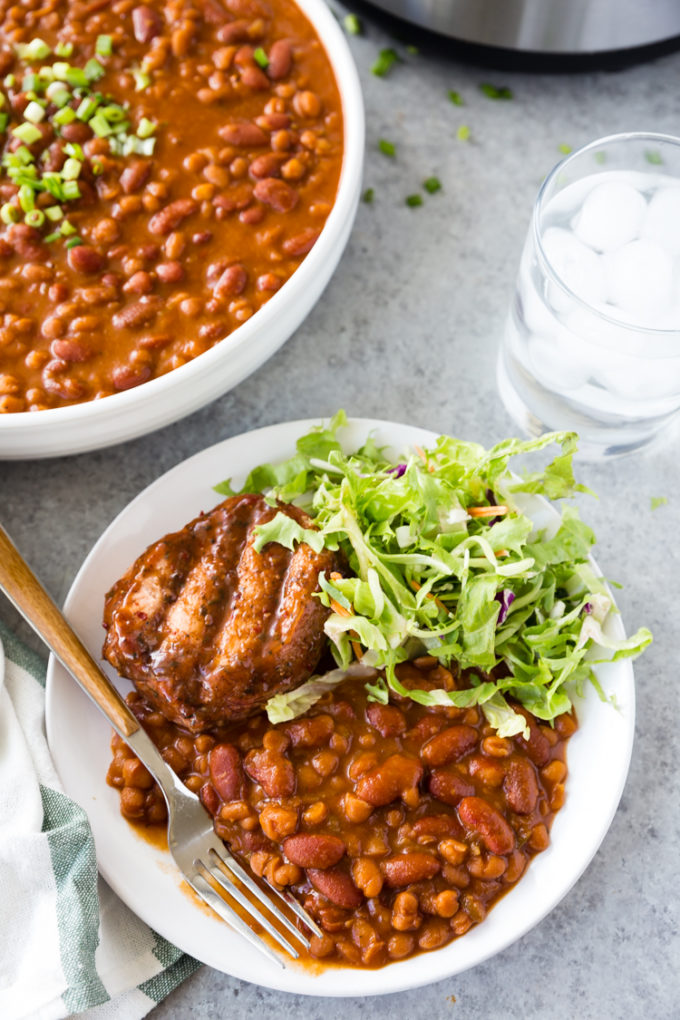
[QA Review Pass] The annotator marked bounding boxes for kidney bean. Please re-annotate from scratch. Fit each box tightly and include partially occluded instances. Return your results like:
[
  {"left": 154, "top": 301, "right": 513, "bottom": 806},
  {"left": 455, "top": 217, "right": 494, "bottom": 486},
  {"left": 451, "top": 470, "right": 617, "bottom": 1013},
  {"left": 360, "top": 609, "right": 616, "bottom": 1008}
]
[
  {"left": 156, "top": 261, "right": 185, "bottom": 283},
  {"left": 282, "top": 228, "right": 320, "bottom": 256},
  {"left": 219, "top": 122, "right": 268, "bottom": 147},
  {"left": 366, "top": 703, "right": 406, "bottom": 739},
  {"left": 467, "top": 754, "right": 506, "bottom": 788},
  {"left": 60, "top": 121, "right": 92, "bottom": 144},
  {"left": 256, "top": 112, "right": 291, "bottom": 131},
  {"left": 249, "top": 152, "right": 286, "bottom": 179},
  {"left": 7, "top": 224, "right": 45, "bottom": 261},
  {"left": 503, "top": 759, "right": 539, "bottom": 814},
  {"left": 410, "top": 814, "right": 463, "bottom": 842},
  {"left": 458, "top": 796, "right": 516, "bottom": 855},
  {"left": 214, "top": 264, "right": 247, "bottom": 297},
  {"left": 199, "top": 782, "right": 220, "bottom": 816},
  {"left": 121, "top": 161, "right": 152, "bottom": 195},
  {"left": 421, "top": 725, "right": 478, "bottom": 767},
  {"left": 244, "top": 746, "right": 295, "bottom": 798},
  {"left": 253, "top": 177, "right": 298, "bottom": 212},
  {"left": 209, "top": 743, "right": 245, "bottom": 801},
  {"left": 382, "top": 852, "right": 441, "bottom": 888},
  {"left": 283, "top": 833, "right": 345, "bottom": 869},
  {"left": 148, "top": 198, "right": 198, "bottom": 236},
  {"left": 111, "top": 362, "right": 153, "bottom": 390},
  {"left": 132, "top": 4, "right": 162, "bottom": 43},
  {"left": 241, "top": 64, "right": 270, "bottom": 90},
  {"left": 428, "top": 769, "right": 475, "bottom": 806},
  {"left": 512, "top": 704, "right": 551, "bottom": 766},
  {"left": 216, "top": 18, "right": 250, "bottom": 43},
  {"left": 123, "top": 271, "right": 155, "bottom": 295},
  {"left": 267, "top": 39, "right": 292, "bottom": 80},
  {"left": 67, "top": 245, "right": 106, "bottom": 275},
  {"left": 355, "top": 754, "right": 423, "bottom": 807},
  {"left": 112, "top": 298, "right": 161, "bottom": 329},
  {"left": 308, "top": 866, "right": 363, "bottom": 909},
  {"left": 256, "top": 272, "right": 283, "bottom": 292}
]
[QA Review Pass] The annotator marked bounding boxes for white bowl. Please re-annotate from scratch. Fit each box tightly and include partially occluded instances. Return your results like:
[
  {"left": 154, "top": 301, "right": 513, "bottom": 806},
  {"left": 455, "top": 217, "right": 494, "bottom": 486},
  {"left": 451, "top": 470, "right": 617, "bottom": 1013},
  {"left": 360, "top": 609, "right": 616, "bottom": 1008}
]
[{"left": 0, "top": 0, "right": 364, "bottom": 460}]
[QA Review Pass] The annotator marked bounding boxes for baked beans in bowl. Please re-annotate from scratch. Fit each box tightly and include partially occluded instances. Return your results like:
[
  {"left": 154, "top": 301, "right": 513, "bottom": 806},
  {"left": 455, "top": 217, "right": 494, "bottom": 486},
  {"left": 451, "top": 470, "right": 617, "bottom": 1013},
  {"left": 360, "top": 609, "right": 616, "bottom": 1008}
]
[
  {"left": 0, "top": 0, "right": 363, "bottom": 458},
  {"left": 46, "top": 419, "right": 637, "bottom": 995}
]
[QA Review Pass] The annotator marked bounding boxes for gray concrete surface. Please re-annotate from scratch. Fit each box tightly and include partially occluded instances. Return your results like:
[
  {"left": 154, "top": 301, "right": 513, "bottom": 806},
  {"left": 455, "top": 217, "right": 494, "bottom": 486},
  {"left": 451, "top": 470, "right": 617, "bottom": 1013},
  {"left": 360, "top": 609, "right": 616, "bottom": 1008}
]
[{"left": 2, "top": 7, "right": 679, "bottom": 1019}]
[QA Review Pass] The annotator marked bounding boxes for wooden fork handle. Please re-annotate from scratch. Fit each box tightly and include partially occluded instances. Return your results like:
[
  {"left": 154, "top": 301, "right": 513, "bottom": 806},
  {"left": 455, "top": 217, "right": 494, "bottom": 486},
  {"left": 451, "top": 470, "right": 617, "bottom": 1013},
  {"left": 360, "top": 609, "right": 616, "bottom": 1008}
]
[{"left": 0, "top": 524, "right": 139, "bottom": 737}]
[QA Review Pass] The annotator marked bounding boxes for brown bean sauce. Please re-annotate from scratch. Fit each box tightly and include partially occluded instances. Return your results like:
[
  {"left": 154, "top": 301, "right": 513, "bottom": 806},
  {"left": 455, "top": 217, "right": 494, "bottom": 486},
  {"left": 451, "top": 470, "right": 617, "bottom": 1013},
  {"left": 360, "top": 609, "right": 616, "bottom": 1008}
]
[{"left": 107, "top": 661, "right": 576, "bottom": 969}]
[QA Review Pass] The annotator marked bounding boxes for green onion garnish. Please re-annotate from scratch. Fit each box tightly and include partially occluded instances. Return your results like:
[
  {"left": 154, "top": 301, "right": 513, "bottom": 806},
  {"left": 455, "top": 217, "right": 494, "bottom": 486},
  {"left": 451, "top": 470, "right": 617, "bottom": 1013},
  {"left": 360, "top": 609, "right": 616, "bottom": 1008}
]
[
  {"left": 0, "top": 113, "right": 7, "bottom": 133},
  {"left": 457, "top": 124, "right": 470, "bottom": 141},
  {"left": 17, "top": 38, "right": 51, "bottom": 62},
  {"left": 61, "top": 180, "right": 80, "bottom": 200},
  {"left": 53, "top": 106, "right": 76, "bottom": 125},
  {"left": 63, "top": 142, "right": 84, "bottom": 160},
  {"left": 22, "top": 73, "right": 40, "bottom": 93},
  {"left": 24, "top": 208, "right": 45, "bottom": 227},
  {"left": 18, "top": 184, "right": 35, "bottom": 211},
  {"left": 54, "top": 42, "right": 74, "bottom": 58},
  {"left": 4, "top": 74, "right": 15, "bottom": 88},
  {"left": 100, "top": 103, "right": 127, "bottom": 123},
  {"left": 44, "top": 230, "right": 62, "bottom": 243},
  {"left": 84, "top": 57, "right": 105, "bottom": 82},
  {"left": 645, "top": 150, "right": 663, "bottom": 165},
  {"left": 378, "top": 138, "right": 396, "bottom": 157},
  {"left": 447, "top": 90, "right": 464, "bottom": 106},
  {"left": 89, "top": 111, "right": 112, "bottom": 136},
  {"left": 424, "top": 176, "right": 441, "bottom": 194},
  {"left": 60, "top": 219, "right": 76, "bottom": 236},
  {"left": 253, "top": 47, "right": 269, "bottom": 68},
  {"left": 62, "top": 157, "right": 82, "bottom": 180},
  {"left": 558, "top": 143, "right": 572, "bottom": 155},
  {"left": 65, "top": 66, "right": 88, "bottom": 88},
  {"left": 76, "top": 96, "right": 98, "bottom": 121},
  {"left": 136, "top": 117, "right": 156, "bottom": 139},
  {"left": 343, "top": 13, "right": 362, "bottom": 35},
  {"left": 371, "top": 48, "right": 400, "bottom": 77},
  {"left": 132, "top": 67, "right": 150, "bottom": 91},
  {"left": 361, "top": 187, "right": 374, "bottom": 204},
  {"left": 479, "top": 83, "right": 513, "bottom": 100},
  {"left": 95, "top": 35, "right": 113, "bottom": 56},
  {"left": 0, "top": 202, "right": 19, "bottom": 224},
  {"left": 405, "top": 194, "right": 423, "bottom": 207},
  {"left": 65, "top": 236, "right": 83, "bottom": 248},
  {"left": 44, "top": 204, "right": 63, "bottom": 221},
  {"left": 12, "top": 122, "right": 42, "bottom": 145},
  {"left": 23, "top": 100, "right": 46, "bottom": 124}
]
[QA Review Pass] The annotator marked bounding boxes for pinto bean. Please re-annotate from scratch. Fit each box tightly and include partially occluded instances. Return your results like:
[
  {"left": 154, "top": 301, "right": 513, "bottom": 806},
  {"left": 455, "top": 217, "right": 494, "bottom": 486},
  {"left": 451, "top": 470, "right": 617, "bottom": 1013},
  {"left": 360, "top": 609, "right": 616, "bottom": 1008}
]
[
  {"left": 458, "top": 796, "right": 516, "bottom": 855},
  {"left": 244, "top": 746, "right": 295, "bottom": 798},
  {"left": 503, "top": 759, "right": 539, "bottom": 814},
  {"left": 218, "top": 122, "right": 268, "bottom": 147},
  {"left": 111, "top": 362, "right": 153, "bottom": 390},
  {"left": 308, "top": 867, "right": 363, "bottom": 909},
  {"left": 50, "top": 338, "right": 92, "bottom": 363},
  {"left": 132, "top": 4, "right": 162, "bottom": 43},
  {"left": 7, "top": 224, "right": 45, "bottom": 261},
  {"left": 381, "top": 852, "right": 441, "bottom": 888},
  {"left": 355, "top": 754, "right": 423, "bottom": 807},
  {"left": 67, "top": 245, "right": 106, "bottom": 275},
  {"left": 148, "top": 198, "right": 198, "bottom": 235},
  {"left": 214, "top": 264, "right": 247, "bottom": 297},
  {"left": 249, "top": 153, "right": 286, "bottom": 179},
  {"left": 283, "top": 834, "right": 345, "bottom": 869},
  {"left": 209, "top": 743, "right": 245, "bottom": 801},
  {"left": 285, "top": 714, "right": 334, "bottom": 748}
]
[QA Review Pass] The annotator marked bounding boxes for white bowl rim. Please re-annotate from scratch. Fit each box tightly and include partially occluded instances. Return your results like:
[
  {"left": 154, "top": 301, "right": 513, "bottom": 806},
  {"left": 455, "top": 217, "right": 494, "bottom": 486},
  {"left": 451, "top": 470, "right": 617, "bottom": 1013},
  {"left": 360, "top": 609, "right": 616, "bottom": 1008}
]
[{"left": 0, "top": 0, "right": 364, "bottom": 437}]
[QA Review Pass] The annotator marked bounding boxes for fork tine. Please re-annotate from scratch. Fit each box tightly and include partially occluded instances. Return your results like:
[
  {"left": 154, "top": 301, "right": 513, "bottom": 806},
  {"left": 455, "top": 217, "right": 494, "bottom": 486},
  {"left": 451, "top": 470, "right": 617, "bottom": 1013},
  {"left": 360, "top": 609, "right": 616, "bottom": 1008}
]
[
  {"left": 265, "top": 883, "right": 325, "bottom": 940},
  {"left": 208, "top": 844, "right": 311, "bottom": 946},
  {"left": 189, "top": 870, "right": 286, "bottom": 968}
]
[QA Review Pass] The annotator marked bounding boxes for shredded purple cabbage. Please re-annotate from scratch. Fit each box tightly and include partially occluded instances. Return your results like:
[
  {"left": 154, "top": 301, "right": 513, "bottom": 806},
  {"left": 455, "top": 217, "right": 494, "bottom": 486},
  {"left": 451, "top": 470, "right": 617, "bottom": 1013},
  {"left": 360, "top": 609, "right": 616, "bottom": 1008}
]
[
  {"left": 495, "top": 589, "right": 515, "bottom": 624},
  {"left": 583, "top": 602, "right": 593, "bottom": 614},
  {"left": 387, "top": 463, "right": 407, "bottom": 478}
]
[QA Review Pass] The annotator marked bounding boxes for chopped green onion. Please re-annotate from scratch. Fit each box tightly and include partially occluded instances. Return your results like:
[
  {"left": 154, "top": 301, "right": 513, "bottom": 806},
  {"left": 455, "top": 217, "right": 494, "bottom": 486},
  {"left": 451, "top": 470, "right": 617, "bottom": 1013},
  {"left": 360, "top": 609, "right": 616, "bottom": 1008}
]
[
  {"left": 89, "top": 111, "right": 112, "bottom": 136},
  {"left": 76, "top": 95, "right": 99, "bottom": 120},
  {"left": 406, "top": 44, "right": 419, "bottom": 55},
  {"left": 645, "top": 149, "right": 663, "bottom": 165},
  {"left": 23, "top": 100, "right": 46, "bottom": 123},
  {"left": 44, "top": 230, "right": 62, "bottom": 243},
  {"left": 0, "top": 202, "right": 19, "bottom": 224},
  {"left": 65, "top": 67, "right": 88, "bottom": 88},
  {"left": 405, "top": 194, "right": 423, "bottom": 207},
  {"left": 594, "top": 151, "right": 607, "bottom": 165},
  {"left": 361, "top": 187, "right": 374, "bottom": 204},
  {"left": 84, "top": 57, "right": 105, "bottom": 82},
  {"left": 16, "top": 38, "right": 51, "bottom": 62},
  {"left": 12, "top": 146, "right": 34, "bottom": 166},
  {"left": 424, "top": 176, "right": 441, "bottom": 194},
  {"left": 18, "top": 185, "right": 35, "bottom": 212},
  {"left": 371, "top": 48, "right": 400, "bottom": 77},
  {"left": 62, "top": 157, "right": 82, "bottom": 180},
  {"left": 51, "top": 61, "right": 70, "bottom": 81},
  {"left": 100, "top": 103, "right": 127, "bottom": 123},
  {"left": 0, "top": 113, "right": 7, "bottom": 133},
  {"left": 95, "top": 35, "right": 113, "bottom": 56},
  {"left": 378, "top": 138, "right": 396, "bottom": 157},
  {"left": 3, "top": 74, "right": 15, "bottom": 88},
  {"left": 253, "top": 47, "right": 269, "bottom": 68},
  {"left": 0, "top": 95, "right": 5, "bottom": 109},
  {"left": 59, "top": 219, "right": 76, "bottom": 236},
  {"left": 136, "top": 116, "right": 156, "bottom": 138},
  {"left": 63, "top": 142, "right": 84, "bottom": 160},
  {"left": 65, "top": 236, "right": 83, "bottom": 248},
  {"left": 54, "top": 106, "right": 76, "bottom": 126},
  {"left": 54, "top": 42, "right": 74, "bottom": 58},
  {"left": 650, "top": 496, "right": 668, "bottom": 510},
  {"left": 37, "top": 65, "right": 55, "bottom": 83},
  {"left": 447, "top": 90, "right": 464, "bottom": 106},
  {"left": 46, "top": 83, "right": 71, "bottom": 107},
  {"left": 91, "top": 160, "right": 103, "bottom": 175},
  {"left": 24, "top": 208, "right": 45, "bottom": 227},
  {"left": 132, "top": 67, "right": 150, "bottom": 91},
  {"left": 41, "top": 172, "right": 63, "bottom": 198},
  {"left": 44, "top": 204, "right": 63, "bottom": 221},
  {"left": 343, "top": 13, "right": 362, "bottom": 35},
  {"left": 457, "top": 124, "right": 470, "bottom": 141},
  {"left": 558, "top": 143, "right": 572, "bottom": 155},
  {"left": 479, "top": 82, "right": 513, "bottom": 100},
  {"left": 61, "top": 180, "right": 80, "bottom": 200},
  {"left": 22, "top": 73, "right": 41, "bottom": 93},
  {"left": 12, "top": 122, "right": 42, "bottom": 145}
]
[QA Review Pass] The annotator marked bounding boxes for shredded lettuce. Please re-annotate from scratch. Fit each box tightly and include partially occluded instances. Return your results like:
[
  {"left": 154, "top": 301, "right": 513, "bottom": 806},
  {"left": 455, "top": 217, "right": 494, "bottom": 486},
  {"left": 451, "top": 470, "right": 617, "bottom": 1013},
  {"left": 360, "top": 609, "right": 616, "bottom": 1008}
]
[{"left": 217, "top": 412, "right": 651, "bottom": 736}]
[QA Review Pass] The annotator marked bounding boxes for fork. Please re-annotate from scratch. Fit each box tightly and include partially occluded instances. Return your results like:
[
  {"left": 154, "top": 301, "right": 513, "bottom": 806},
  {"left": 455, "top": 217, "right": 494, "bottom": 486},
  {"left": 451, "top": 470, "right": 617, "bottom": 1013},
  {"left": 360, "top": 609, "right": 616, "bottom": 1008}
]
[{"left": 0, "top": 524, "right": 323, "bottom": 967}]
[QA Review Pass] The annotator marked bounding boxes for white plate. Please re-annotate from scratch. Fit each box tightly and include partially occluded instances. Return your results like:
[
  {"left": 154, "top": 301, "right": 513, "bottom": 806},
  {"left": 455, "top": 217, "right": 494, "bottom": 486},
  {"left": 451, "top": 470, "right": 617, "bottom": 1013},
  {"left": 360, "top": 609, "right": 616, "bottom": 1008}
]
[{"left": 45, "top": 418, "right": 635, "bottom": 996}]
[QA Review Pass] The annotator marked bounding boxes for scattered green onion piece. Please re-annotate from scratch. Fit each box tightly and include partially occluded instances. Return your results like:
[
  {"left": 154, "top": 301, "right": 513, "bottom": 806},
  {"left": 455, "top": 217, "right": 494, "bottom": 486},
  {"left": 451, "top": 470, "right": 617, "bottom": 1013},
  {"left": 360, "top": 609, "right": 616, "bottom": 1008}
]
[
  {"left": 0, "top": 95, "right": 5, "bottom": 109},
  {"left": 132, "top": 67, "right": 150, "bottom": 91},
  {"left": 18, "top": 185, "right": 35, "bottom": 212},
  {"left": 44, "top": 230, "right": 62, "bottom": 243},
  {"left": 594, "top": 151, "right": 607, "bottom": 165},
  {"left": 22, "top": 73, "right": 40, "bottom": 93},
  {"left": 457, "top": 124, "right": 470, "bottom": 141},
  {"left": 343, "top": 13, "right": 362, "bottom": 35},
  {"left": 44, "top": 204, "right": 63, "bottom": 221},
  {"left": 0, "top": 113, "right": 7, "bottom": 133},
  {"left": 37, "top": 65, "right": 55, "bottom": 83},
  {"left": 95, "top": 35, "right": 113, "bottom": 56},
  {"left": 84, "top": 58, "right": 106, "bottom": 82},
  {"left": 60, "top": 219, "right": 76, "bottom": 236},
  {"left": 136, "top": 116, "right": 156, "bottom": 139},
  {"left": 41, "top": 172, "right": 63, "bottom": 198},
  {"left": 76, "top": 96, "right": 99, "bottom": 121},
  {"left": 371, "top": 48, "right": 400, "bottom": 77},
  {"left": 13, "top": 146, "right": 34, "bottom": 166},
  {"left": 54, "top": 106, "right": 76, "bottom": 126},
  {"left": 91, "top": 160, "right": 103, "bottom": 176},
  {"left": 65, "top": 67, "right": 88, "bottom": 88},
  {"left": 23, "top": 100, "right": 46, "bottom": 123},
  {"left": 361, "top": 187, "right": 374, "bottom": 204},
  {"left": 558, "top": 143, "right": 572, "bottom": 155},
  {"left": 63, "top": 142, "right": 84, "bottom": 160},
  {"left": 406, "top": 44, "right": 419, "bottom": 54},
  {"left": 378, "top": 138, "right": 396, "bottom": 157},
  {"left": 645, "top": 150, "right": 663, "bottom": 165},
  {"left": 12, "top": 122, "right": 42, "bottom": 145},
  {"left": 65, "top": 236, "right": 83, "bottom": 248},
  {"left": 0, "top": 202, "right": 19, "bottom": 224},
  {"left": 89, "top": 111, "right": 113, "bottom": 137},
  {"left": 100, "top": 103, "right": 127, "bottom": 123},
  {"left": 51, "top": 61, "right": 70, "bottom": 81},
  {"left": 4, "top": 75, "right": 15, "bottom": 88},
  {"left": 447, "top": 90, "right": 463, "bottom": 106},
  {"left": 479, "top": 83, "right": 513, "bottom": 100},
  {"left": 17, "top": 38, "right": 51, "bottom": 61},
  {"left": 61, "top": 180, "right": 80, "bottom": 200},
  {"left": 62, "top": 157, "right": 82, "bottom": 180},
  {"left": 46, "top": 83, "right": 71, "bottom": 107},
  {"left": 54, "top": 42, "right": 74, "bottom": 58},
  {"left": 424, "top": 176, "right": 441, "bottom": 194},
  {"left": 405, "top": 194, "right": 423, "bottom": 207},
  {"left": 24, "top": 208, "right": 45, "bottom": 227},
  {"left": 253, "top": 47, "right": 269, "bottom": 68},
  {"left": 135, "top": 136, "right": 155, "bottom": 156}
]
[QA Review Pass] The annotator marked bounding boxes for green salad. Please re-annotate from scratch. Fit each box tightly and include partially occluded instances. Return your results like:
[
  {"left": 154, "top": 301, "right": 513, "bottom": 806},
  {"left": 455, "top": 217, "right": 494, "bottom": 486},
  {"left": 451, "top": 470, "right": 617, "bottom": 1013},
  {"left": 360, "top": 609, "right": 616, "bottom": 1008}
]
[{"left": 216, "top": 412, "right": 651, "bottom": 737}]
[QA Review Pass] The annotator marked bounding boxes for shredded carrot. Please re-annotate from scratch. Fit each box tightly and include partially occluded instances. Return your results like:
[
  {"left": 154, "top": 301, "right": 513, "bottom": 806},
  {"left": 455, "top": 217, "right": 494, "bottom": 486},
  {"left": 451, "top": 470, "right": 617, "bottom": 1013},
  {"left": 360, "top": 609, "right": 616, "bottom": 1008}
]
[
  {"left": 410, "top": 578, "right": 450, "bottom": 614},
  {"left": 468, "top": 504, "right": 509, "bottom": 518},
  {"left": 329, "top": 572, "right": 363, "bottom": 661},
  {"left": 414, "top": 444, "right": 435, "bottom": 474}
]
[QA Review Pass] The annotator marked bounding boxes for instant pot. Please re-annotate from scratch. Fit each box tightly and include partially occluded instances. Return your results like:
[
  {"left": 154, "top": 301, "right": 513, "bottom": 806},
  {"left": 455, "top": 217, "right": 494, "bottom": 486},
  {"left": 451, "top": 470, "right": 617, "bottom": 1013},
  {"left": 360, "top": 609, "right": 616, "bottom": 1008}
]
[{"left": 365, "top": 0, "right": 680, "bottom": 54}]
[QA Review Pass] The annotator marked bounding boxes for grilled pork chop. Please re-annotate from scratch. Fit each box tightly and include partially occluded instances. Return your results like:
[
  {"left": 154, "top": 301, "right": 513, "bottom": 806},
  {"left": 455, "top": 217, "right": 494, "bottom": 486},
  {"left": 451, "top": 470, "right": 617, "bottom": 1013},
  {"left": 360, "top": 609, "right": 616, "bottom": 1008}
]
[{"left": 102, "top": 494, "right": 338, "bottom": 731}]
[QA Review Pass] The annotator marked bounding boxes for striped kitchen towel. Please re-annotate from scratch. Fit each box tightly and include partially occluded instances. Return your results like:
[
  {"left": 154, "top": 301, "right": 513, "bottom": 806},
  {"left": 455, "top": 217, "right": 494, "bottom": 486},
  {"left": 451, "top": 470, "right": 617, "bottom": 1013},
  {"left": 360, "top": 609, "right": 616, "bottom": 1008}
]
[{"left": 0, "top": 623, "right": 200, "bottom": 1020}]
